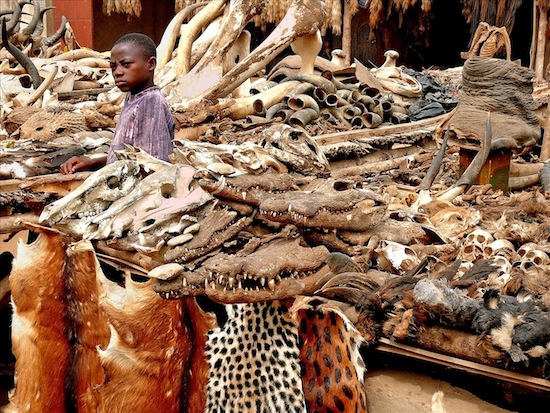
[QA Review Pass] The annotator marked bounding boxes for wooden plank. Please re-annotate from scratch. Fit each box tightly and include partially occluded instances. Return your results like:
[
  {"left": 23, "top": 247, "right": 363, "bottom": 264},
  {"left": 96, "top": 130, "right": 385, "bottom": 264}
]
[
  {"left": 58, "top": 86, "right": 114, "bottom": 100},
  {"left": 376, "top": 338, "right": 550, "bottom": 392},
  {"left": 314, "top": 113, "right": 447, "bottom": 146},
  {"left": 0, "top": 172, "right": 91, "bottom": 195}
]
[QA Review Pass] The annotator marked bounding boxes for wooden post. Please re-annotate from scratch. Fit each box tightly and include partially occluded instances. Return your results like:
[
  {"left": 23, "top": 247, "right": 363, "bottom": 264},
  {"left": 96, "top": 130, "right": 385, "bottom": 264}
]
[
  {"left": 342, "top": 0, "right": 352, "bottom": 66},
  {"left": 531, "top": 1, "right": 549, "bottom": 81},
  {"left": 540, "top": 108, "right": 550, "bottom": 162}
]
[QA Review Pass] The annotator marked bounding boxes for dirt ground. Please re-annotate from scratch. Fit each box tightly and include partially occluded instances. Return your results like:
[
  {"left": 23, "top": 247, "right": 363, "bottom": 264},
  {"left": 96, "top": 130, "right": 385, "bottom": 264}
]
[{"left": 365, "top": 368, "right": 515, "bottom": 413}]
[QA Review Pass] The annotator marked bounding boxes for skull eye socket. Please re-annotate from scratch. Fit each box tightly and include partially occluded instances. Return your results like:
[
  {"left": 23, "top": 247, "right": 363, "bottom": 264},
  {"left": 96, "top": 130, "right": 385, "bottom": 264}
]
[
  {"left": 107, "top": 176, "right": 120, "bottom": 189},
  {"left": 160, "top": 183, "right": 174, "bottom": 198},
  {"left": 55, "top": 127, "right": 66, "bottom": 135},
  {"left": 130, "top": 273, "right": 150, "bottom": 283}
]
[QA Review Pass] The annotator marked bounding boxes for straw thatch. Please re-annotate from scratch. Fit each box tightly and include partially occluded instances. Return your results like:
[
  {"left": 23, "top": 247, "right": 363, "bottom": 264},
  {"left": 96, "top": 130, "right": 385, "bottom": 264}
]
[
  {"left": 103, "top": 0, "right": 142, "bottom": 17},
  {"left": 171, "top": 0, "right": 358, "bottom": 35}
]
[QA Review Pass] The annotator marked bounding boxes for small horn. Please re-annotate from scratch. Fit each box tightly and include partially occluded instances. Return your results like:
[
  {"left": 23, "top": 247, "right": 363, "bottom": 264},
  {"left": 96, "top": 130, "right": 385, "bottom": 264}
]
[
  {"left": 43, "top": 15, "right": 66, "bottom": 47},
  {"left": 1, "top": 17, "right": 42, "bottom": 89},
  {"left": 22, "top": 0, "right": 40, "bottom": 35},
  {"left": 32, "top": 6, "right": 54, "bottom": 36},
  {"left": 4, "top": 0, "right": 21, "bottom": 34}
]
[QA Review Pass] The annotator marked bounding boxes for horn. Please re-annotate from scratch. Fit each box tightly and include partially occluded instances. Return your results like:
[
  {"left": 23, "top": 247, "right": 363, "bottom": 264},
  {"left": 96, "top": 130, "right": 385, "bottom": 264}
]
[
  {"left": 43, "top": 15, "right": 66, "bottom": 47},
  {"left": 33, "top": 6, "right": 54, "bottom": 36},
  {"left": 22, "top": 0, "right": 40, "bottom": 35},
  {"left": 1, "top": 17, "right": 42, "bottom": 89},
  {"left": 5, "top": 0, "right": 21, "bottom": 34}
]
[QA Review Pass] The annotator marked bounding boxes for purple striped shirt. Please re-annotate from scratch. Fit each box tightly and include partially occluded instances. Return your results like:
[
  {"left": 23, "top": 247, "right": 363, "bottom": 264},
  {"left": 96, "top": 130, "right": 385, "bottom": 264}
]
[{"left": 106, "top": 86, "right": 175, "bottom": 164}]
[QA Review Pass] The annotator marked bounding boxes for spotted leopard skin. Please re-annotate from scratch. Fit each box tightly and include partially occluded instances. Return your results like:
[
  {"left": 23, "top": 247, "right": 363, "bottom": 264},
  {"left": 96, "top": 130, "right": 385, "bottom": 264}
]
[
  {"left": 205, "top": 301, "right": 306, "bottom": 413},
  {"left": 293, "top": 297, "right": 368, "bottom": 413}
]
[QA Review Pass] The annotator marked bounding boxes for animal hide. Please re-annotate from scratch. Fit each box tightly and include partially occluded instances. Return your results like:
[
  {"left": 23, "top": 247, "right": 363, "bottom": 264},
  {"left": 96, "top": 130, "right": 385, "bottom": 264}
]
[{"left": 7, "top": 225, "right": 71, "bottom": 413}]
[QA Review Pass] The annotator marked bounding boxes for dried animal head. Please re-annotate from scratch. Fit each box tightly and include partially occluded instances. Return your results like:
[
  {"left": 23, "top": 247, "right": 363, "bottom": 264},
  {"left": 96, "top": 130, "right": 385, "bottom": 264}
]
[
  {"left": 257, "top": 123, "right": 330, "bottom": 176},
  {"left": 152, "top": 232, "right": 330, "bottom": 303},
  {"left": 88, "top": 164, "right": 213, "bottom": 240},
  {"left": 39, "top": 160, "right": 142, "bottom": 237},
  {"left": 375, "top": 240, "right": 420, "bottom": 274},
  {"left": 429, "top": 206, "right": 481, "bottom": 239},
  {"left": 258, "top": 179, "right": 386, "bottom": 231},
  {"left": 173, "top": 139, "right": 287, "bottom": 174},
  {"left": 20, "top": 105, "right": 89, "bottom": 140}
]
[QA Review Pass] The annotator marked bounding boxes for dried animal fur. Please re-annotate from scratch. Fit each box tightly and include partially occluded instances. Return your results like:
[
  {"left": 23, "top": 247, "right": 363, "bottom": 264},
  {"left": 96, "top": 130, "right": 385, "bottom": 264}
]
[{"left": 19, "top": 104, "right": 89, "bottom": 141}]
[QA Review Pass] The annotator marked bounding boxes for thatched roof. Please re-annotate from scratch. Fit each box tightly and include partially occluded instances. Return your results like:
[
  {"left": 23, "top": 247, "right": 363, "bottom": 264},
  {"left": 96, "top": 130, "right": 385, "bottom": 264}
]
[
  {"left": 103, "top": 0, "right": 545, "bottom": 40},
  {"left": 102, "top": 0, "right": 360, "bottom": 34}
]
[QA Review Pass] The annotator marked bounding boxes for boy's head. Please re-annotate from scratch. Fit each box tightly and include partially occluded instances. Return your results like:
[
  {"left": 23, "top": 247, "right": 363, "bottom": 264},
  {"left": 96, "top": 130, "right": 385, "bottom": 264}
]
[
  {"left": 110, "top": 33, "right": 157, "bottom": 94},
  {"left": 113, "top": 33, "right": 157, "bottom": 60}
]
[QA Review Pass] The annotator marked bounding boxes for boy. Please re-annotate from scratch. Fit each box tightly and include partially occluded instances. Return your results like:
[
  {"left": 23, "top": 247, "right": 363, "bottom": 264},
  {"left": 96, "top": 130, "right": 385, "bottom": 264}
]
[{"left": 61, "top": 33, "right": 174, "bottom": 174}]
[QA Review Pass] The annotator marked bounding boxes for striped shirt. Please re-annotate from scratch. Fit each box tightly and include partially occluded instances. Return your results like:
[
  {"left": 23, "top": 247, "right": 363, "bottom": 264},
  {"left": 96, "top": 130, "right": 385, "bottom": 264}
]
[{"left": 106, "top": 86, "right": 175, "bottom": 164}]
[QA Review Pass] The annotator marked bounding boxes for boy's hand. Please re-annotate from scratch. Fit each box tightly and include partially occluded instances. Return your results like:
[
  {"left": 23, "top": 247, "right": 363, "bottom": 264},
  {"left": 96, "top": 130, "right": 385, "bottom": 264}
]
[{"left": 60, "top": 156, "right": 92, "bottom": 174}]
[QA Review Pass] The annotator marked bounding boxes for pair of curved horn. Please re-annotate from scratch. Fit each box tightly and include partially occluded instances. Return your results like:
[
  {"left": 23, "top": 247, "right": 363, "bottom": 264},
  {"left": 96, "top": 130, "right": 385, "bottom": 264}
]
[{"left": 1, "top": 17, "right": 42, "bottom": 88}]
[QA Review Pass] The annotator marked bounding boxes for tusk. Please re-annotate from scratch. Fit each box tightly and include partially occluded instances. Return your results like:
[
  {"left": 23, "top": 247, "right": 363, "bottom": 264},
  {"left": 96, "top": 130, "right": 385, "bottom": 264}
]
[{"left": 156, "top": 1, "right": 207, "bottom": 70}]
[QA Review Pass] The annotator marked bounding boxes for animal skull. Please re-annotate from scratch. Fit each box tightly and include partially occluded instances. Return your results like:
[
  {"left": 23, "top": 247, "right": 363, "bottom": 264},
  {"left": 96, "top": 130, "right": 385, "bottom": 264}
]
[
  {"left": 518, "top": 249, "right": 550, "bottom": 273},
  {"left": 517, "top": 242, "right": 541, "bottom": 258},
  {"left": 375, "top": 240, "right": 420, "bottom": 274},
  {"left": 483, "top": 239, "right": 516, "bottom": 261},
  {"left": 462, "top": 229, "right": 494, "bottom": 261}
]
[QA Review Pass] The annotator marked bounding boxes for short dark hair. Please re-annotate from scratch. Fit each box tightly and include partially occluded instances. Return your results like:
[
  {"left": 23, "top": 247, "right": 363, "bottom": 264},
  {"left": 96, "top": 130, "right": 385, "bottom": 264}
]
[{"left": 114, "top": 33, "right": 156, "bottom": 59}]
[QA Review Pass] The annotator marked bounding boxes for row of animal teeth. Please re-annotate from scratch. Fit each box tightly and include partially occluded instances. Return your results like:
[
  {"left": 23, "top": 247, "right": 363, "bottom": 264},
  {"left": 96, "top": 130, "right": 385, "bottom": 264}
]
[{"left": 203, "top": 279, "right": 277, "bottom": 292}]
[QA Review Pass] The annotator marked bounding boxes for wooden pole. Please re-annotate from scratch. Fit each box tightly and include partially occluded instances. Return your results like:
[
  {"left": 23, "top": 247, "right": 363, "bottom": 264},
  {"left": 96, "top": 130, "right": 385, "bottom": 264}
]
[
  {"left": 530, "top": 0, "right": 538, "bottom": 71},
  {"left": 540, "top": 108, "right": 550, "bottom": 162},
  {"left": 342, "top": 0, "right": 352, "bottom": 66}
]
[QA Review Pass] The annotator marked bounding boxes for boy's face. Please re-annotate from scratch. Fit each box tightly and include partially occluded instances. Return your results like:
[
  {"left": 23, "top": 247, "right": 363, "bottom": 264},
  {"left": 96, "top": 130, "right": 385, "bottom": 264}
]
[{"left": 110, "top": 42, "right": 156, "bottom": 94}]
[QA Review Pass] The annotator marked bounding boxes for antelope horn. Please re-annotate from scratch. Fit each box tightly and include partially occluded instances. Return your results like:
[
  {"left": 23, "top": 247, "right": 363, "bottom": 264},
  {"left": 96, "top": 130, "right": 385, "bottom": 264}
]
[
  {"left": 32, "top": 5, "right": 55, "bottom": 36},
  {"left": 438, "top": 113, "right": 493, "bottom": 201},
  {"left": 21, "top": 0, "right": 40, "bottom": 35},
  {"left": 418, "top": 124, "right": 450, "bottom": 190},
  {"left": 198, "top": 0, "right": 327, "bottom": 100},
  {"left": 189, "top": 0, "right": 266, "bottom": 76},
  {"left": 456, "top": 112, "right": 492, "bottom": 186},
  {"left": 1, "top": 17, "right": 42, "bottom": 88},
  {"left": 43, "top": 15, "right": 66, "bottom": 47},
  {"left": 175, "top": 0, "right": 227, "bottom": 76},
  {"left": 4, "top": 0, "right": 21, "bottom": 34},
  {"left": 156, "top": 1, "right": 207, "bottom": 70}
]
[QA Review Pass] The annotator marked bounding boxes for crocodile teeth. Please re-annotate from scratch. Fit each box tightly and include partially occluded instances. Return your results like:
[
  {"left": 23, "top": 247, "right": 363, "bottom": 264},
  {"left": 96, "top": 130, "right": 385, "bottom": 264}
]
[
  {"left": 268, "top": 279, "right": 276, "bottom": 291},
  {"left": 182, "top": 278, "right": 188, "bottom": 287},
  {"left": 260, "top": 277, "right": 266, "bottom": 287}
]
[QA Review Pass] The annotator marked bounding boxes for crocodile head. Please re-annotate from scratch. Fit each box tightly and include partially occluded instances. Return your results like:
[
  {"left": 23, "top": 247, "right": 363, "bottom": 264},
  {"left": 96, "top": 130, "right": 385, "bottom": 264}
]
[{"left": 151, "top": 228, "right": 330, "bottom": 304}]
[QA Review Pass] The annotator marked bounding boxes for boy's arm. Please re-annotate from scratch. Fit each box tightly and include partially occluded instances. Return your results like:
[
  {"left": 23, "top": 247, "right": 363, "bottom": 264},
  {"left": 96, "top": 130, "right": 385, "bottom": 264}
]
[{"left": 60, "top": 155, "right": 107, "bottom": 174}]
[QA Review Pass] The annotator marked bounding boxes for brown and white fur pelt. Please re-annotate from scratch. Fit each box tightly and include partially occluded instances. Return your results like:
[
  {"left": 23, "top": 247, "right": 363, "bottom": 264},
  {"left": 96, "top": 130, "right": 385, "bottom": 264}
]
[
  {"left": 94, "top": 265, "right": 191, "bottom": 412},
  {"left": 64, "top": 240, "right": 110, "bottom": 412},
  {"left": 7, "top": 230, "right": 192, "bottom": 412},
  {"left": 6, "top": 225, "right": 71, "bottom": 413}
]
